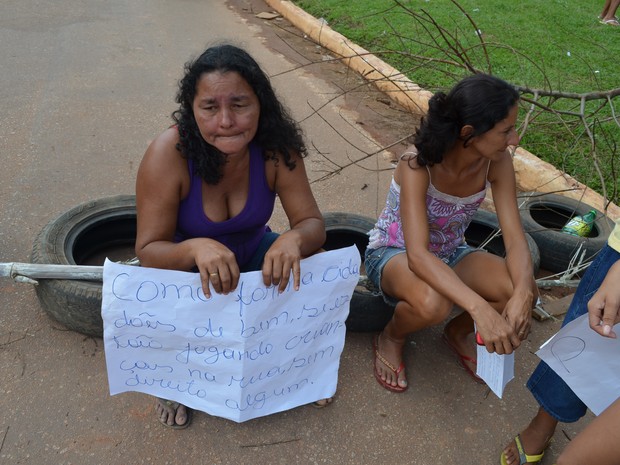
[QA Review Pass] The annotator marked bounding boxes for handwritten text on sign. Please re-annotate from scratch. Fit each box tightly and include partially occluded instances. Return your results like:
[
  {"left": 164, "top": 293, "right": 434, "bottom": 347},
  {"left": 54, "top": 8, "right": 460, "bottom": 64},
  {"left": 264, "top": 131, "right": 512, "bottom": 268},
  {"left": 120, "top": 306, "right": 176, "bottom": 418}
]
[{"left": 101, "top": 246, "right": 360, "bottom": 422}]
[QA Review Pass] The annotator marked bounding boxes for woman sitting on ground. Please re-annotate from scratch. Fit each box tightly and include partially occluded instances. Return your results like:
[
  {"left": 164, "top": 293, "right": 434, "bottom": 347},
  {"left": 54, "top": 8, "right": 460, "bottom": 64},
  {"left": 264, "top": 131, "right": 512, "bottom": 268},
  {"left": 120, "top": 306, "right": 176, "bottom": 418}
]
[
  {"left": 135, "top": 43, "right": 328, "bottom": 429},
  {"left": 365, "top": 74, "right": 538, "bottom": 392}
]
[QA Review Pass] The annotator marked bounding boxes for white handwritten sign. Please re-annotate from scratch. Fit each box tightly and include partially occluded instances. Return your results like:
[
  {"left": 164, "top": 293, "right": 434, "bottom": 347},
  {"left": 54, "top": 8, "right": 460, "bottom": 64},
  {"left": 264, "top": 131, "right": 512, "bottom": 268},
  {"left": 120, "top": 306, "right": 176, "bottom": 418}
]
[
  {"left": 537, "top": 314, "right": 620, "bottom": 416},
  {"left": 101, "top": 246, "right": 360, "bottom": 423}
]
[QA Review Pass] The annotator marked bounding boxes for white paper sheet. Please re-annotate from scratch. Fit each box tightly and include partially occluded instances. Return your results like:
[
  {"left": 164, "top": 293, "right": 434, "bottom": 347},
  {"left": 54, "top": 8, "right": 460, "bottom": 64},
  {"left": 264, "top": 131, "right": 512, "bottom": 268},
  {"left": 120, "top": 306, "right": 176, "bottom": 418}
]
[
  {"left": 472, "top": 323, "right": 515, "bottom": 398},
  {"left": 476, "top": 344, "right": 514, "bottom": 398},
  {"left": 536, "top": 314, "right": 620, "bottom": 416},
  {"left": 101, "top": 246, "right": 360, "bottom": 423}
]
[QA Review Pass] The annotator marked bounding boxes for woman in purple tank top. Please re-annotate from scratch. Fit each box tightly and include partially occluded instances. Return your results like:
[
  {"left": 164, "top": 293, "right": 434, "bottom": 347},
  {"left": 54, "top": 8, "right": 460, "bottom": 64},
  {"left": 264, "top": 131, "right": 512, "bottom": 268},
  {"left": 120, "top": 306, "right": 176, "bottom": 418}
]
[
  {"left": 365, "top": 74, "right": 539, "bottom": 394},
  {"left": 135, "top": 44, "right": 327, "bottom": 428}
]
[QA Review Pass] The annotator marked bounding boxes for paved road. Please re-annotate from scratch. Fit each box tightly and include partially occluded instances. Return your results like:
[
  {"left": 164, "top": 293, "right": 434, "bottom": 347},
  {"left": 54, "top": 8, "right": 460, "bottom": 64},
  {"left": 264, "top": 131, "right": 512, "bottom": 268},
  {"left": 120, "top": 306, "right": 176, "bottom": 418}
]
[{"left": 0, "top": 1, "right": 586, "bottom": 464}]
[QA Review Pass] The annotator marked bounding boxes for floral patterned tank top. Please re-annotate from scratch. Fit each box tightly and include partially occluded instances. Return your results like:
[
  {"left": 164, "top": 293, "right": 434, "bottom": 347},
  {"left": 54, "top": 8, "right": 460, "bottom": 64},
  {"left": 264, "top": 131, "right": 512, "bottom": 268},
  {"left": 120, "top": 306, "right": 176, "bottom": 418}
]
[{"left": 367, "top": 163, "right": 489, "bottom": 260}]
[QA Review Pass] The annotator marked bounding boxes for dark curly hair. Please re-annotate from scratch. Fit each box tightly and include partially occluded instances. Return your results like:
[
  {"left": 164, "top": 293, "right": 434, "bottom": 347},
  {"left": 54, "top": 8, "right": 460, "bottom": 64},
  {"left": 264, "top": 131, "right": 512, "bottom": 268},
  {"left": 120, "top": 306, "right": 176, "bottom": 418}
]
[
  {"left": 413, "top": 73, "right": 519, "bottom": 166},
  {"left": 172, "top": 44, "right": 307, "bottom": 184}
]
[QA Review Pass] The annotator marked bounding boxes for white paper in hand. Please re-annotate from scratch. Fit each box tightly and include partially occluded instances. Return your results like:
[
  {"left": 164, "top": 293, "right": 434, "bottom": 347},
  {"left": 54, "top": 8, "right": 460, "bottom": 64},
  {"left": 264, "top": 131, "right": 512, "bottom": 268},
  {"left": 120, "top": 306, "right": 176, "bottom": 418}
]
[
  {"left": 536, "top": 314, "right": 620, "bottom": 416},
  {"left": 475, "top": 336, "right": 514, "bottom": 398}
]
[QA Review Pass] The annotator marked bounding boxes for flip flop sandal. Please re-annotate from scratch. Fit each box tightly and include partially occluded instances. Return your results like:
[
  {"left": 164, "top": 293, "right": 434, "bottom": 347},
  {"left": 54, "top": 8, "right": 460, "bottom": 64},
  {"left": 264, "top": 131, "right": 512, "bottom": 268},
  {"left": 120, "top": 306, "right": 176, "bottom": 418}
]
[
  {"left": 312, "top": 397, "right": 334, "bottom": 409},
  {"left": 156, "top": 398, "right": 193, "bottom": 429},
  {"left": 373, "top": 334, "right": 408, "bottom": 393},
  {"left": 499, "top": 434, "right": 545, "bottom": 465},
  {"left": 600, "top": 18, "right": 620, "bottom": 25},
  {"left": 442, "top": 332, "right": 485, "bottom": 384}
]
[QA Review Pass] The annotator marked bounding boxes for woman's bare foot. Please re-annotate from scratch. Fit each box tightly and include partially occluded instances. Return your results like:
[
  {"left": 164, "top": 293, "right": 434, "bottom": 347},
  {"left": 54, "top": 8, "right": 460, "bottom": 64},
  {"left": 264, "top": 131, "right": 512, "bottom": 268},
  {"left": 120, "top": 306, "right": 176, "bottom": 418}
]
[
  {"left": 374, "top": 331, "right": 408, "bottom": 391},
  {"left": 501, "top": 408, "right": 556, "bottom": 464},
  {"left": 156, "top": 398, "right": 191, "bottom": 428}
]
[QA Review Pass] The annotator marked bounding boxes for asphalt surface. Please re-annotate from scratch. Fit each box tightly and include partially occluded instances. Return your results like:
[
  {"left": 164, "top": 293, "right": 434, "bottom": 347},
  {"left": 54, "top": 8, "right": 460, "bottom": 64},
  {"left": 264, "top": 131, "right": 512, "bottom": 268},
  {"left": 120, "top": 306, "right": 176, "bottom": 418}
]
[{"left": 0, "top": 1, "right": 589, "bottom": 464}]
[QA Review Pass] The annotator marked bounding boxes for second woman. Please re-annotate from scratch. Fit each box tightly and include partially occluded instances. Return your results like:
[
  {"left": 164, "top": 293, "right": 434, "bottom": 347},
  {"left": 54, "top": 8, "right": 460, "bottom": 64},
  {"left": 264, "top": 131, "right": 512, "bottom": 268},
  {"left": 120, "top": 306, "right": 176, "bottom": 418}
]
[{"left": 365, "top": 74, "right": 538, "bottom": 392}]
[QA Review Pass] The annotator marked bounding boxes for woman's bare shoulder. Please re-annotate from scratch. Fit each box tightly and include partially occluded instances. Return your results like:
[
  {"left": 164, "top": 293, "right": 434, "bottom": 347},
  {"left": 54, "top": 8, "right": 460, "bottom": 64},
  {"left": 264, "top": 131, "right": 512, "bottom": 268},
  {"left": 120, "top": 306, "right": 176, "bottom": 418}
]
[
  {"left": 399, "top": 145, "right": 419, "bottom": 161},
  {"left": 487, "top": 149, "right": 515, "bottom": 182},
  {"left": 395, "top": 146, "right": 426, "bottom": 183},
  {"left": 146, "top": 126, "right": 180, "bottom": 154},
  {"left": 141, "top": 128, "right": 183, "bottom": 167},
  {"left": 137, "top": 127, "right": 187, "bottom": 191}
]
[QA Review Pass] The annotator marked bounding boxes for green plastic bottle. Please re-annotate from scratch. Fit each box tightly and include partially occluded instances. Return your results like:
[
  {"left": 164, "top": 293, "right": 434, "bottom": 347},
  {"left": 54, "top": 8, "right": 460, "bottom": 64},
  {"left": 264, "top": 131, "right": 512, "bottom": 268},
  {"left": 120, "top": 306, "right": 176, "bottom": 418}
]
[{"left": 562, "top": 209, "right": 597, "bottom": 237}]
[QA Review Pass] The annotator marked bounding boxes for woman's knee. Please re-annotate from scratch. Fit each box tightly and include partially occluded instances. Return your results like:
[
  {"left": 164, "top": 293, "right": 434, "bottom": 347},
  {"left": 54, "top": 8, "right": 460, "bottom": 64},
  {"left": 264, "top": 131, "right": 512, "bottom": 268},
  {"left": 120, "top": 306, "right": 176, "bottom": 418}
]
[
  {"left": 455, "top": 253, "right": 520, "bottom": 307},
  {"left": 496, "top": 278, "right": 514, "bottom": 307},
  {"left": 401, "top": 288, "right": 451, "bottom": 325}
]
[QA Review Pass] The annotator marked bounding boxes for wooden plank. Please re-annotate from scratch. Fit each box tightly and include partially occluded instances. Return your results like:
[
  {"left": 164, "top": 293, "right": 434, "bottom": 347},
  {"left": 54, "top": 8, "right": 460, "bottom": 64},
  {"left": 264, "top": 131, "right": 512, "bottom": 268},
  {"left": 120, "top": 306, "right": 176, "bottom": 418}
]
[{"left": 0, "top": 262, "right": 103, "bottom": 281}]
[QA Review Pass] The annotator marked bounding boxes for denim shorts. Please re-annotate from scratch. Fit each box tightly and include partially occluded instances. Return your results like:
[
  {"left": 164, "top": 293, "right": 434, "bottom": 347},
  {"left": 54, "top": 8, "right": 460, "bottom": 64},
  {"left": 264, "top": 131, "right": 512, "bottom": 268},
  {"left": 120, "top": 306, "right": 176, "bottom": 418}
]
[
  {"left": 526, "top": 243, "right": 620, "bottom": 422},
  {"left": 364, "top": 243, "right": 480, "bottom": 307}
]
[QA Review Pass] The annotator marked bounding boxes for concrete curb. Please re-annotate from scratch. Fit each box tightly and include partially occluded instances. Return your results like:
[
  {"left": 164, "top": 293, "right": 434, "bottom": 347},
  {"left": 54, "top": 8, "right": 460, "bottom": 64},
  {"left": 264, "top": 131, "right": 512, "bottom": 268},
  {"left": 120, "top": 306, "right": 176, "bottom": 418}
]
[{"left": 264, "top": 0, "right": 619, "bottom": 220}]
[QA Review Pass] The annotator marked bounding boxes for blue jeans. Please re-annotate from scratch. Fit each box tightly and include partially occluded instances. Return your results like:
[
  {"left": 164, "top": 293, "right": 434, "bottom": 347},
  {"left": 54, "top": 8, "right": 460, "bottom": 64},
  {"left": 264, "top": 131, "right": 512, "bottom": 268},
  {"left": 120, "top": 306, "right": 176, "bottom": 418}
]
[{"left": 526, "top": 243, "right": 620, "bottom": 422}]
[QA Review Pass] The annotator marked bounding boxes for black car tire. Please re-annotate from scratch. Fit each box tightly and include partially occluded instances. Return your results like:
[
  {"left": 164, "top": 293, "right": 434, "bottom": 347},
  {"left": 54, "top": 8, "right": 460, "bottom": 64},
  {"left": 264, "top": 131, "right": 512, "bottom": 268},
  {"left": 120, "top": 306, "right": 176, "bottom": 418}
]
[
  {"left": 322, "top": 212, "right": 394, "bottom": 333},
  {"left": 31, "top": 195, "right": 137, "bottom": 338},
  {"left": 30, "top": 201, "right": 389, "bottom": 336},
  {"left": 464, "top": 209, "right": 541, "bottom": 275},
  {"left": 518, "top": 192, "right": 615, "bottom": 273}
]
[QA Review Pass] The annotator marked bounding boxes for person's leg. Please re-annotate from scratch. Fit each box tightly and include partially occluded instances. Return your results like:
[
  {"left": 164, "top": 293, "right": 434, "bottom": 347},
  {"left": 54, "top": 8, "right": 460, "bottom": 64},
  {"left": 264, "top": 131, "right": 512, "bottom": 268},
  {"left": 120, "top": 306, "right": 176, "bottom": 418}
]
[
  {"left": 601, "top": 0, "right": 620, "bottom": 23},
  {"left": 240, "top": 231, "right": 280, "bottom": 272},
  {"left": 556, "top": 397, "right": 620, "bottom": 465},
  {"left": 502, "top": 244, "right": 620, "bottom": 464},
  {"left": 601, "top": 0, "right": 612, "bottom": 17},
  {"left": 444, "top": 250, "right": 535, "bottom": 369},
  {"left": 501, "top": 407, "right": 557, "bottom": 465},
  {"left": 376, "top": 253, "right": 453, "bottom": 390}
]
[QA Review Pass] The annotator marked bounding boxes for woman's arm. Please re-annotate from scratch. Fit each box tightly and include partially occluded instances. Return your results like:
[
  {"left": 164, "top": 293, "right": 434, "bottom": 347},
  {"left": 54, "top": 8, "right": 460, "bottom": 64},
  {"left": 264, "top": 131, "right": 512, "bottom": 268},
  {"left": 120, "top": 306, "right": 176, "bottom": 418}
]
[
  {"left": 489, "top": 151, "right": 536, "bottom": 336},
  {"left": 266, "top": 153, "right": 325, "bottom": 293}
]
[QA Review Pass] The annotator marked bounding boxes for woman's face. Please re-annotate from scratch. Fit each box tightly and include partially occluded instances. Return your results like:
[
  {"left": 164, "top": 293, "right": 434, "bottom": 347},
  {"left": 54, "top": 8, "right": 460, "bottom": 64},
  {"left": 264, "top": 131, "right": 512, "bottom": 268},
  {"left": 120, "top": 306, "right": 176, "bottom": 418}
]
[
  {"left": 470, "top": 103, "right": 520, "bottom": 160},
  {"left": 192, "top": 71, "right": 260, "bottom": 156}
]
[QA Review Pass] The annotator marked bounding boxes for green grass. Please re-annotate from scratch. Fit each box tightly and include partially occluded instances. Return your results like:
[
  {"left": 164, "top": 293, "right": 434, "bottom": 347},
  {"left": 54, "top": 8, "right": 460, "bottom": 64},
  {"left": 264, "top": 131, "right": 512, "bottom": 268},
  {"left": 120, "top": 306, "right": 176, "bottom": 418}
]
[{"left": 293, "top": 0, "right": 619, "bottom": 204}]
